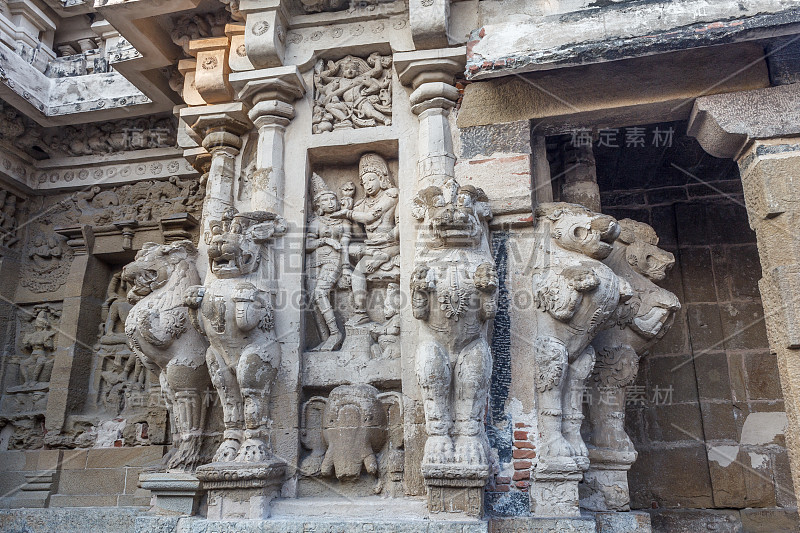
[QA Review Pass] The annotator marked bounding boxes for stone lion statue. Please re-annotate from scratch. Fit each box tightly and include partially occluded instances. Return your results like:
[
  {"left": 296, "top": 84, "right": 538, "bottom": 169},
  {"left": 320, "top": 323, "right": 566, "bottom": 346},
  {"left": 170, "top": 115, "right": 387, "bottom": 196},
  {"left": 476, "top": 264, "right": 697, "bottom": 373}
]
[
  {"left": 411, "top": 179, "right": 498, "bottom": 476},
  {"left": 123, "top": 240, "right": 212, "bottom": 471},
  {"left": 530, "top": 202, "right": 631, "bottom": 473},
  {"left": 186, "top": 208, "right": 286, "bottom": 464}
]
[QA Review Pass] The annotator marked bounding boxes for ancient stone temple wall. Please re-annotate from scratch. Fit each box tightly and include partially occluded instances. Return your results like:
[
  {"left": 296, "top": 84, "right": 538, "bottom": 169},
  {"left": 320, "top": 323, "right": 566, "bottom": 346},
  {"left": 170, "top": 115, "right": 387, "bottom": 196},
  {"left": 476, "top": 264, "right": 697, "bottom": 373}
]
[{"left": 0, "top": 0, "right": 799, "bottom": 532}]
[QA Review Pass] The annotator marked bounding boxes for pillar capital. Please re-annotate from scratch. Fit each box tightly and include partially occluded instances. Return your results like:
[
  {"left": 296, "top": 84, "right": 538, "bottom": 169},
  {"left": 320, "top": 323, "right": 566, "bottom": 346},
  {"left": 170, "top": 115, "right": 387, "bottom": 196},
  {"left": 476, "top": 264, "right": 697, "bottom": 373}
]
[
  {"left": 180, "top": 103, "right": 253, "bottom": 154},
  {"left": 687, "top": 83, "right": 800, "bottom": 160},
  {"left": 394, "top": 47, "right": 466, "bottom": 89}
]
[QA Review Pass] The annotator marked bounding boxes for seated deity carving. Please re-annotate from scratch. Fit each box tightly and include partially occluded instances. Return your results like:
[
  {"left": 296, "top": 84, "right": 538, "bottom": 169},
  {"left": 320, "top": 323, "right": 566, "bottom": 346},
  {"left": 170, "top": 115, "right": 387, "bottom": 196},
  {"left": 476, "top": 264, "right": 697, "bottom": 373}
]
[
  {"left": 15, "top": 306, "right": 59, "bottom": 390},
  {"left": 331, "top": 153, "right": 399, "bottom": 326}
]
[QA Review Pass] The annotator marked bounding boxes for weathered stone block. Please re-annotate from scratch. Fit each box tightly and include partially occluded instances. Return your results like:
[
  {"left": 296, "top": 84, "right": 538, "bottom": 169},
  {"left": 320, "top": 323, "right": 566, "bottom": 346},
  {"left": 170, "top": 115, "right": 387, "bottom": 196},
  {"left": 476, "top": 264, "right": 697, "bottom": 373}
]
[
  {"left": 644, "top": 404, "right": 704, "bottom": 443},
  {"left": 678, "top": 248, "right": 716, "bottom": 303},
  {"left": 61, "top": 450, "right": 88, "bottom": 470},
  {"left": 740, "top": 508, "right": 800, "bottom": 533},
  {"left": 743, "top": 352, "right": 783, "bottom": 401},
  {"left": 49, "top": 494, "right": 121, "bottom": 507},
  {"left": 720, "top": 302, "right": 768, "bottom": 351},
  {"left": 699, "top": 402, "right": 740, "bottom": 442},
  {"left": 643, "top": 354, "right": 700, "bottom": 404},
  {"left": 693, "top": 351, "right": 733, "bottom": 401},
  {"left": 86, "top": 447, "right": 166, "bottom": 469},
  {"left": 57, "top": 468, "right": 126, "bottom": 495},
  {"left": 685, "top": 304, "right": 725, "bottom": 351},
  {"left": 489, "top": 516, "right": 595, "bottom": 533},
  {"left": 649, "top": 509, "right": 741, "bottom": 533},
  {"left": 629, "top": 444, "right": 713, "bottom": 509}
]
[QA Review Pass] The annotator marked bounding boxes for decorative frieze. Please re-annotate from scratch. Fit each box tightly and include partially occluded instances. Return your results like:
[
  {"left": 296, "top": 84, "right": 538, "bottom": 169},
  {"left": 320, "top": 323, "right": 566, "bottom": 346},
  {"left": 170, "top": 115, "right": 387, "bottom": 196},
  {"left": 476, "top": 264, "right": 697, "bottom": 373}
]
[{"left": 312, "top": 54, "right": 392, "bottom": 134}]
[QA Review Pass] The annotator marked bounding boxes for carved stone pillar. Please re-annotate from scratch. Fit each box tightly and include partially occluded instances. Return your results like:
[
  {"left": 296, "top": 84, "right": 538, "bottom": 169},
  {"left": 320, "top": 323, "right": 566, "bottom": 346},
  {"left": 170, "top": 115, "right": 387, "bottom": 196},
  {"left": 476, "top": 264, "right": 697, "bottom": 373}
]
[
  {"left": 44, "top": 226, "right": 111, "bottom": 439},
  {"left": 180, "top": 104, "right": 252, "bottom": 240},
  {"left": 395, "top": 48, "right": 465, "bottom": 189},
  {"left": 687, "top": 82, "right": 800, "bottom": 506},
  {"left": 230, "top": 67, "right": 306, "bottom": 213},
  {"left": 398, "top": 49, "right": 499, "bottom": 518},
  {"left": 561, "top": 142, "right": 601, "bottom": 212}
]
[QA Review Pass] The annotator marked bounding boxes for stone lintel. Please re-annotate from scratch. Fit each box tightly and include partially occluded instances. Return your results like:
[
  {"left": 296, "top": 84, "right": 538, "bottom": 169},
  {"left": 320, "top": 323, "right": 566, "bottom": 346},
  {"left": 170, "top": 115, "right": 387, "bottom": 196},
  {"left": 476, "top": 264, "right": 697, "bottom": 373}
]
[
  {"left": 466, "top": 3, "right": 800, "bottom": 80},
  {"left": 687, "top": 83, "right": 800, "bottom": 160},
  {"left": 458, "top": 43, "right": 768, "bottom": 131},
  {"left": 394, "top": 47, "right": 466, "bottom": 88}
]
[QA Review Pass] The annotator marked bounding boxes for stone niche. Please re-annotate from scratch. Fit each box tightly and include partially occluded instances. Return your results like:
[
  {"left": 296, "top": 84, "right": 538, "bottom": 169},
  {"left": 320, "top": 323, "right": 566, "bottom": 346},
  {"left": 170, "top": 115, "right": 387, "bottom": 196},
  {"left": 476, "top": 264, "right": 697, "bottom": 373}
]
[{"left": 299, "top": 151, "right": 403, "bottom": 497}]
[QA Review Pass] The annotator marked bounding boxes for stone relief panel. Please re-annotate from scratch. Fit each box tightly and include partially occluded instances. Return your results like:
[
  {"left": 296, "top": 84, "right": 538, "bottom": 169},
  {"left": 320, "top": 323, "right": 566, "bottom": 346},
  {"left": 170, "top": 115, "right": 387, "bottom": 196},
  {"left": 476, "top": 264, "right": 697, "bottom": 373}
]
[
  {"left": 0, "top": 102, "right": 177, "bottom": 159},
  {"left": 123, "top": 240, "right": 215, "bottom": 471},
  {"left": 411, "top": 178, "right": 497, "bottom": 515},
  {"left": 312, "top": 54, "right": 392, "bottom": 134},
  {"left": 0, "top": 304, "right": 61, "bottom": 450},
  {"left": 187, "top": 210, "right": 286, "bottom": 466},
  {"left": 300, "top": 384, "right": 404, "bottom": 496},
  {"left": 92, "top": 271, "right": 147, "bottom": 416},
  {"left": 19, "top": 231, "right": 72, "bottom": 294},
  {"left": 303, "top": 153, "right": 400, "bottom": 388},
  {"left": 16, "top": 176, "right": 202, "bottom": 295}
]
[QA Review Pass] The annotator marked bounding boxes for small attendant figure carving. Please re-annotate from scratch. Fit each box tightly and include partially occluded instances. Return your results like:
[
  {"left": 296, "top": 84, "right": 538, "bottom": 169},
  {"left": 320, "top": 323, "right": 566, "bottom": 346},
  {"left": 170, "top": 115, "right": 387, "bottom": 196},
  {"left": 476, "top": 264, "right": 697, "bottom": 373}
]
[
  {"left": 332, "top": 153, "right": 399, "bottom": 325},
  {"left": 370, "top": 282, "right": 401, "bottom": 359},
  {"left": 530, "top": 203, "right": 631, "bottom": 473},
  {"left": 411, "top": 180, "right": 497, "bottom": 474},
  {"left": 186, "top": 209, "right": 286, "bottom": 464},
  {"left": 306, "top": 174, "right": 352, "bottom": 351}
]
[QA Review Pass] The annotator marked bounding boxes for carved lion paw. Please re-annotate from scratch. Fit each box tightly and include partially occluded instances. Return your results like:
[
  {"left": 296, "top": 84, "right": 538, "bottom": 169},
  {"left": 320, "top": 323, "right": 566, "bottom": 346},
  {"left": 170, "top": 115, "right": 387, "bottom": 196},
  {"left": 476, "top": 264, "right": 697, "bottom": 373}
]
[
  {"left": 540, "top": 433, "right": 576, "bottom": 461},
  {"left": 235, "top": 438, "right": 271, "bottom": 463},
  {"left": 454, "top": 435, "right": 487, "bottom": 466},
  {"left": 422, "top": 435, "right": 454, "bottom": 465},
  {"left": 167, "top": 438, "right": 202, "bottom": 471},
  {"left": 213, "top": 438, "right": 241, "bottom": 462}
]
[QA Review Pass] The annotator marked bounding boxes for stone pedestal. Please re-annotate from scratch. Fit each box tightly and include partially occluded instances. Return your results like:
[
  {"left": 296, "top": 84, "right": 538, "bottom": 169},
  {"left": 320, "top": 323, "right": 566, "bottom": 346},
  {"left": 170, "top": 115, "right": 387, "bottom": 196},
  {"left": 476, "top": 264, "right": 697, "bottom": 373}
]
[
  {"left": 422, "top": 465, "right": 488, "bottom": 517},
  {"left": 196, "top": 460, "right": 285, "bottom": 520},
  {"left": 138, "top": 472, "right": 202, "bottom": 516},
  {"left": 530, "top": 470, "right": 583, "bottom": 518},
  {"left": 580, "top": 449, "right": 637, "bottom": 512}
]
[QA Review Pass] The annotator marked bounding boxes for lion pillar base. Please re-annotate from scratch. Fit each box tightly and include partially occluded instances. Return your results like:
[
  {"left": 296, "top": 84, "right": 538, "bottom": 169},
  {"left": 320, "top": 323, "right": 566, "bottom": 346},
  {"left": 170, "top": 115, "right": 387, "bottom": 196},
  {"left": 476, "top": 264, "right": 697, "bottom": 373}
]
[
  {"left": 579, "top": 448, "right": 638, "bottom": 512},
  {"left": 139, "top": 472, "right": 202, "bottom": 516},
  {"left": 422, "top": 464, "right": 488, "bottom": 518},
  {"left": 196, "top": 460, "right": 285, "bottom": 520},
  {"left": 530, "top": 470, "right": 583, "bottom": 517}
]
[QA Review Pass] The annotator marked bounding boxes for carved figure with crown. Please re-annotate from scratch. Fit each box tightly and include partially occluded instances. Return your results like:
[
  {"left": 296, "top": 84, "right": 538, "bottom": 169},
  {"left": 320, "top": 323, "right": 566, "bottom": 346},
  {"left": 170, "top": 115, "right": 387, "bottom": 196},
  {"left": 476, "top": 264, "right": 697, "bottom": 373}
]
[
  {"left": 306, "top": 174, "right": 353, "bottom": 351},
  {"left": 332, "top": 152, "right": 400, "bottom": 326}
]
